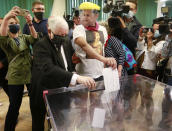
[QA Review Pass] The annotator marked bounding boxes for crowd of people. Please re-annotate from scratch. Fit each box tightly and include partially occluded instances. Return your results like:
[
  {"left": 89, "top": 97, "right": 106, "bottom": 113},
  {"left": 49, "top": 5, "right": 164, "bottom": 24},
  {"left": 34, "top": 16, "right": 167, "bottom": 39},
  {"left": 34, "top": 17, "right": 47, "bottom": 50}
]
[{"left": 0, "top": 1, "right": 171, "bottom": 131}]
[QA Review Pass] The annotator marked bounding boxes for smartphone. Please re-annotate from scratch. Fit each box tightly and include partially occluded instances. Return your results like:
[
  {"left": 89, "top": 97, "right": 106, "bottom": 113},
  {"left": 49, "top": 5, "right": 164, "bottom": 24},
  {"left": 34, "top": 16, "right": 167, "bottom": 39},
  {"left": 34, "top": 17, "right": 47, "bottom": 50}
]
[{"left": 18, "top": 8, "right": 29, "bottom": 17}]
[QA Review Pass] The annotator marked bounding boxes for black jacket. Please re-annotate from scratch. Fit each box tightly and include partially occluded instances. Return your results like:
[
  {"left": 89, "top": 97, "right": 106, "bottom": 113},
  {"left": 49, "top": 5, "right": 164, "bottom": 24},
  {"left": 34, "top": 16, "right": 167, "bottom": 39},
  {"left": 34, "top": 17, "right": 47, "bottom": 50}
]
[
  {"left": 122, "top": 16, "right": 142, "bottom": 55},
  {"left": 30, "top": 36, "right": 75, "bottom": 106},
  {"left": 0, "top": 48, "right": 8, "bottom": 82}
]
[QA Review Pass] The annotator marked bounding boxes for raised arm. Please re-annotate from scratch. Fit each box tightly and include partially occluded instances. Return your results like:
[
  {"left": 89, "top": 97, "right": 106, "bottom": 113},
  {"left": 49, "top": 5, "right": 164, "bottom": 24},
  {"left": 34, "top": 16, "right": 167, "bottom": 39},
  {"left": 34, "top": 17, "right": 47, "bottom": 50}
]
[
  {"left": 24, "top": 14, "right": 37, "bottom": 38},
  {"left": 0, "top": 7, "right": 19, "bottom": 36}
]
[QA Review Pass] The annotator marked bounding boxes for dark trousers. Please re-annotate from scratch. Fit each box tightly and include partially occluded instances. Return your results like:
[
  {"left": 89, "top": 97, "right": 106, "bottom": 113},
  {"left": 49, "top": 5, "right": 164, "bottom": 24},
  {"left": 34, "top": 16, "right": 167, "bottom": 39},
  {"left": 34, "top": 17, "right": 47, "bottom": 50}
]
[
  {"left": 30, "top": 97, "right": 46, "bottom": 131},
  {"left": 4, "top": 84, "right": 30, "bottom": 131},
  {"left": 0, "top": 79, "right": 9, "bottom": 97}
]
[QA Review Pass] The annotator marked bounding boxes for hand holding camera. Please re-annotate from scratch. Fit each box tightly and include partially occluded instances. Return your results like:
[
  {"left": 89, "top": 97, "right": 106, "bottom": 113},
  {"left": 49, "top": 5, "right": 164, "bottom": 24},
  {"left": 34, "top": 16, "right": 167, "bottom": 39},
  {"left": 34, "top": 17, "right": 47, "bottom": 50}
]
[
  {"left": 18, "top": 8, "right": 29, "bottom": 17},
  {"left": 4, "top": 6, "right": 20, "bottom": 20},
  {"left": 139, "top": 27, "right": 145, "bottom": 37},
  {"left": 24, "top": 14, "right": 32, "bottom": 25},
  {"left": 4, "top": 6, "right": 30, "bottom": 20}
]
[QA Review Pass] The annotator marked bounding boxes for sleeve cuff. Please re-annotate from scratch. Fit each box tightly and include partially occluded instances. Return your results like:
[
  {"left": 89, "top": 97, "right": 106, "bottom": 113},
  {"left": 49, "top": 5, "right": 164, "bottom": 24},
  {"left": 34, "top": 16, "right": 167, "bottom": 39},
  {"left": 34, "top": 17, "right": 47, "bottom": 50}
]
[{"left": 70, "top": 74, "right": 79, "bottom": 86}]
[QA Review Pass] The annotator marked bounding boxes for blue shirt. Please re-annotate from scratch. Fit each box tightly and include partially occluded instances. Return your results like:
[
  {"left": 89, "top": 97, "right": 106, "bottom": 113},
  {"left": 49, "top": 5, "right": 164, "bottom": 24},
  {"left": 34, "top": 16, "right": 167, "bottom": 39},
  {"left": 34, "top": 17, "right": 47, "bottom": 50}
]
[{"left": 23, "top": 18, "right": 48, "bottom": 36}]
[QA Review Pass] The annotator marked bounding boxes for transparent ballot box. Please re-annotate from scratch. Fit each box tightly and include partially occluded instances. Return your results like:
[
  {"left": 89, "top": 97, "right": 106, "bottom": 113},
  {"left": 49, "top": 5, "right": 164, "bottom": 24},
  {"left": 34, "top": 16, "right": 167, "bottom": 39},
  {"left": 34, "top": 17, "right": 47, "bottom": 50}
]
[{"left": 44, "top": 74, "right": 172, "bottom": 131}]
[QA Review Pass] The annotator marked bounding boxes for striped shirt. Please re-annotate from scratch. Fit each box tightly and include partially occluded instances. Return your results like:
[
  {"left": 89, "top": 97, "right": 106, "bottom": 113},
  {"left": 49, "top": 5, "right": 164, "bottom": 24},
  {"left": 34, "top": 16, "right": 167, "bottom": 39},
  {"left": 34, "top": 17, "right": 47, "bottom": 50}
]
[
  {"left": 105, "top": 36, "right": 126, "bottom": 76},
  {"left": 105, "top": 36, "right": 125, "bottom": 66}
]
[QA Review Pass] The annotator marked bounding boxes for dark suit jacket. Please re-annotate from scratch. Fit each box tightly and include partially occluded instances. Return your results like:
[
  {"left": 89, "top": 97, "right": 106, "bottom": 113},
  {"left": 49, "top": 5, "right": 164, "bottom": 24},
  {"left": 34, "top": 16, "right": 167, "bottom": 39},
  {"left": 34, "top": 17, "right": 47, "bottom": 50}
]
[
  {"left": 0, "top": 48, "right": 8, "bottom": 82},
  {"left": 30, "top": 35, "right": 75, "bottom": 106},
  {"left": 123, "top": 16, "right": 142, "bottom": 55}
]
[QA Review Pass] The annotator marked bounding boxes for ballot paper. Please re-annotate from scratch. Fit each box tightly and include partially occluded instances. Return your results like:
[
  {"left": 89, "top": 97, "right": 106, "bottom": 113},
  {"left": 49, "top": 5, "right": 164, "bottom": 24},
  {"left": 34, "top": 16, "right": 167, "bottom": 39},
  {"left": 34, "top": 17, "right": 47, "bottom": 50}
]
[
  {"left": 102, "top": 68, "right": 120, "bottom": 93},
  {"left": 92, "top": 108, "right": 106, "bottom": 128}
]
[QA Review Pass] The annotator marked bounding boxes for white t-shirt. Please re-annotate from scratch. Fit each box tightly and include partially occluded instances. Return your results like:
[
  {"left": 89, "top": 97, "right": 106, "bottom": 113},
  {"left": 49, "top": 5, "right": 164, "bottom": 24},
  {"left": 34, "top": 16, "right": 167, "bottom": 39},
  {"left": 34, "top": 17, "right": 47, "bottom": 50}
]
[{"left": 73, "top": 24, "right": 108, "bottom": 78}]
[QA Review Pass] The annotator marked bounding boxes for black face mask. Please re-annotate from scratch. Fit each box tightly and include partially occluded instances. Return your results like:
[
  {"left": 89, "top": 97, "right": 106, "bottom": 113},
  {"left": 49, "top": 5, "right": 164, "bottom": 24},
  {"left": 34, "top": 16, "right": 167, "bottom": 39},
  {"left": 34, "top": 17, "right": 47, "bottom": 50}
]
[
  {"left": 9, "top": 24, "right": 20, "bottom": 34},
  {"left": 51, "top": 34, "right": 66, "bottom": 49},
  {"left": 34, "top": 12, "right": 44, "bottom": 20}
]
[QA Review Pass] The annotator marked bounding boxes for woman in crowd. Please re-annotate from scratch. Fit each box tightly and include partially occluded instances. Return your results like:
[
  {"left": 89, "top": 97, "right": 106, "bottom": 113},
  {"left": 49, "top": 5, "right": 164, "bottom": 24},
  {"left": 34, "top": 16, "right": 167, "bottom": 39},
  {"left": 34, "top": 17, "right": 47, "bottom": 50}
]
[
  {"left": 0, "top": 6, "right": 38, "bottom": 131},
  {"left": 104, "top": 17, "right": 126, "bottom": 78},
  {"left": 137, "top": 28, "right": 163, "bottom": 80}
]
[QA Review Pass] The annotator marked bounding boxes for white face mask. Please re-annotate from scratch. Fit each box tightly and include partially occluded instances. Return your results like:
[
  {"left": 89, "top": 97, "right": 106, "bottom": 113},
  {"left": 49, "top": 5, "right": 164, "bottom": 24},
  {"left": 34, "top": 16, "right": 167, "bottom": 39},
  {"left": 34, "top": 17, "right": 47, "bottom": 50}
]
[
  {"left": 123, "top": 11, "right": 134, "bottom": 19},
  {"left": 154, "top": 30, "right": 161, "bottom": 38}
]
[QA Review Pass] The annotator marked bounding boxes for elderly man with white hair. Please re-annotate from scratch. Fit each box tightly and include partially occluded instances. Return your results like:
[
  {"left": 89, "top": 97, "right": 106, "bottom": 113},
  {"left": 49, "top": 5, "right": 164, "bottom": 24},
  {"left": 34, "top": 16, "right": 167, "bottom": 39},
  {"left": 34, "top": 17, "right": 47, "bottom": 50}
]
[{"left": 30, "top": 16, "right": 96, "bottom": 131}]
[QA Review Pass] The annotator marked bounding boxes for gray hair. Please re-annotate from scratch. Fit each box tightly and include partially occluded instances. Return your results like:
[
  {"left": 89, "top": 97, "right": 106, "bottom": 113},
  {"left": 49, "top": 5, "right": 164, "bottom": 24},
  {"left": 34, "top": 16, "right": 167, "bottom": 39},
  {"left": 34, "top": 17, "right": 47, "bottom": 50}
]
[{"left": 48, "top": 16, "right": 69, "bottom": 33}]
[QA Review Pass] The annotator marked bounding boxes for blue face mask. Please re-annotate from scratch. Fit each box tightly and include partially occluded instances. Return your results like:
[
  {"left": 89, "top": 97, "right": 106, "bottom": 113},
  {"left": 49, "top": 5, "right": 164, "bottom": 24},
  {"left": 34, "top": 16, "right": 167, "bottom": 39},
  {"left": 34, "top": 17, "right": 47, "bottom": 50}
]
[
  {"left": 154, "top": 30, "right": 161, "bottom": 38},
  {"left": 9, "top": 24, "right": 20, "bottom": 34},
  {"left": 123, "top": 11, "right": 134, "bottom": 19}
]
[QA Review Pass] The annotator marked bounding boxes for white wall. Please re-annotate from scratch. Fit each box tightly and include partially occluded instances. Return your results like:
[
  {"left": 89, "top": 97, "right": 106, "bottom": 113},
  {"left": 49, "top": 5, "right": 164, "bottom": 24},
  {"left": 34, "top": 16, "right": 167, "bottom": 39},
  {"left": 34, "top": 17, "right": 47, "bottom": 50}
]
[
  {"left": 51, "top": 0, "right": 66, "bottom": 16},
  {"left": 157, "top": 0, "right": 166, "bottom": 17}
]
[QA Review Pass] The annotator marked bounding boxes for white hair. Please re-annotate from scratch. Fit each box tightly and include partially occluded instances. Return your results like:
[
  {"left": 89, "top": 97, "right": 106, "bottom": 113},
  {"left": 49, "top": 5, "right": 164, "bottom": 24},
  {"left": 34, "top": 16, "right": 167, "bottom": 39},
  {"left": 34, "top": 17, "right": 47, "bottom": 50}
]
[{"left": 48, "top": 16, "right": 69, "bottom": 33}]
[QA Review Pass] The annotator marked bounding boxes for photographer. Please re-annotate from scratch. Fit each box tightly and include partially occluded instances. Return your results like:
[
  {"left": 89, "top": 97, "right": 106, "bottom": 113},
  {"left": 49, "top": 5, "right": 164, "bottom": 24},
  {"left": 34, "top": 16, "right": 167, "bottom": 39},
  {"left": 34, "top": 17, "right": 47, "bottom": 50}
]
[
  {"left": 137, "top": 28, "right": 163, "bottom": 80},
  {"left": 152, "top": 22, "right": 166, "bottom": 81},
  {"left": 161, "top": 30, "right": 172, "bottom": 84},
  {"left": 103, "top": 1, "right": 141, "bottom": 75},
  {"left": 103, "top": 1, "right": 142, "bottom": 57},
  {"left": 0, "top": 6, "right": 38, "bottom": 131},
  {"left": 120, "top": 1, "right": 142, "bottom": 55}
]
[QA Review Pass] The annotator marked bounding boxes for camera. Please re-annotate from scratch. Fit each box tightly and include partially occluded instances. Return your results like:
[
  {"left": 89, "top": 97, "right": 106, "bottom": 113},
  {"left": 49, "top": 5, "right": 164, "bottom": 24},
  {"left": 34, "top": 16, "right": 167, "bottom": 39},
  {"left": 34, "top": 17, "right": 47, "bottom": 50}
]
[
  {"left": 14, "top": 7, "right": 29, "bottom": 17},
  {"left": 153, "top": 17, "right": 172, "bottom": 34},
  {"left": 153, "top": 7, "right": 172, "bottom": 35},
  {"left": 103, "top": 0, "right": 129, "bottom": 17},
  {"left": 142, "top": 27, "right": 153, "bottom": 33},
  {"left": 159, "top": 23, "right": 172, "bottom": 34},
  {"left": 63, "top": 8, "right": 79, "bottom": 29}
]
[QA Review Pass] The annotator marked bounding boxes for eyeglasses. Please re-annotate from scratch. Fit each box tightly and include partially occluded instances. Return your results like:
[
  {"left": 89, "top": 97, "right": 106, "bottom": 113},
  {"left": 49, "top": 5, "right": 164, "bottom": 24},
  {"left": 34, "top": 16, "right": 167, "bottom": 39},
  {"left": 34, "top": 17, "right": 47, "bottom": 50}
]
[{"left": 34, "top": 8, "right": 45, "bottom": 11}]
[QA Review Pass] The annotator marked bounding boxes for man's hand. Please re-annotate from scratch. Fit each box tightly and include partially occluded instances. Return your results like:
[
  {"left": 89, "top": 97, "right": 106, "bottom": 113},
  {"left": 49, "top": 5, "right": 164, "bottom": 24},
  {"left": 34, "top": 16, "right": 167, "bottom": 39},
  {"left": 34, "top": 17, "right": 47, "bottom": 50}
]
[
  {"left": 25, "top": 14, "right": 32, "bottom": 24},
  {"left": 103, "top": 57, "right": 117, "bottom": 69},
  {"left": 76, "top": 76, "right": 96, "bottom": 89},
  {"left": 153, "top": 24, "right": 159, "bottom": 31},
  {"left": 139, "top": 27, "right": 145, "bottom": 37}
]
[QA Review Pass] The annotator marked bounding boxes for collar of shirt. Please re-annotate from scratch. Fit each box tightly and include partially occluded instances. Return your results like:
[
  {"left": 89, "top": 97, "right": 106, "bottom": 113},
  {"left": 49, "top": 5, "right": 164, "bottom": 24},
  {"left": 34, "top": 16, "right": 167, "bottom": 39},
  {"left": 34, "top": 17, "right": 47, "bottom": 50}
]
[{"left": 32, "top": 18, "right": 48, "bottom": 24}]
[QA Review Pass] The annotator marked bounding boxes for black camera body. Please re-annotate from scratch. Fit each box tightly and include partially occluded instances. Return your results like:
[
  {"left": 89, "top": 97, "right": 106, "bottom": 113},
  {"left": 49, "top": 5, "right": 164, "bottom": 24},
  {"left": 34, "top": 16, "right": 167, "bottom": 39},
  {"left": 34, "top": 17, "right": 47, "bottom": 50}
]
[
  {"left": 159, "top": 23, "right": 172, "bottom": 35},
  {"left": 64, "top": 8, "right": 80, "bottom": 29},
  {"left": 103, "top": 0, "right": 129, "bottom": 17},
  {"left": 142, "top": 27, "right": 153, "bottom": 33},
  {"left": 153, "top": 17, "right": 172, "bottom": 34},
  {"left": 153, "top": 7, "right": 172, "bottom": 35}
]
